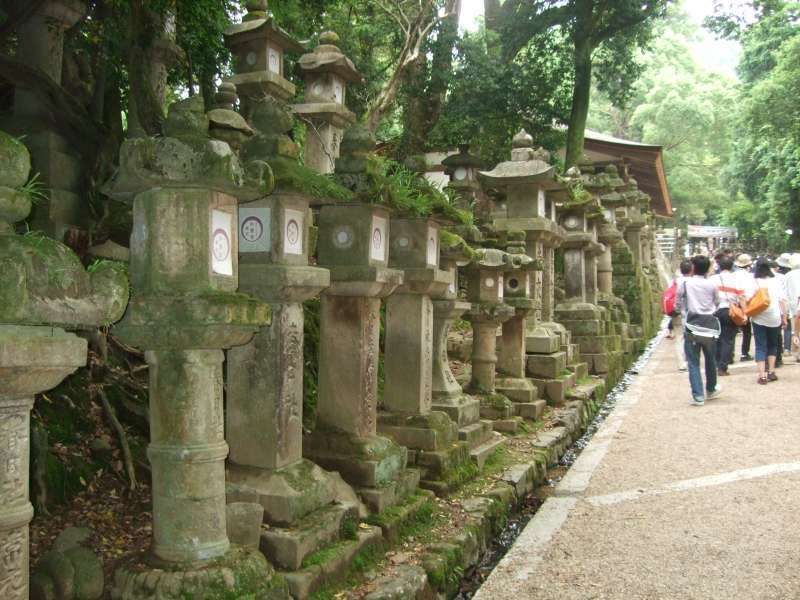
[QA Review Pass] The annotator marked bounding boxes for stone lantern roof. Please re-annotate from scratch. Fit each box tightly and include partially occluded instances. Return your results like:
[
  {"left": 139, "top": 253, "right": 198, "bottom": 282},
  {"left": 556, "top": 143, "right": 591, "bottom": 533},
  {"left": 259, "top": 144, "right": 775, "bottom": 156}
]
[
  {"left": 224, "top": 1, "right": 304, "bottom": 54},
  {"left": 297, "top": 31, "right": 364, "bottom": 83},
  {"left": 478, "top": 130, "right": 557, "bottom": 188},
  {"left": 442, "top": 143, "right": 484, "bottom": 173}
]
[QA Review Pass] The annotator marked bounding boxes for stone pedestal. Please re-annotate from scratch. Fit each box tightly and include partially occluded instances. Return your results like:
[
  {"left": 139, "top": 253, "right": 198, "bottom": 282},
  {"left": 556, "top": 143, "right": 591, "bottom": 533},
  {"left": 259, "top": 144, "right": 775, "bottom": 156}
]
[
  {"left": 147, "top": 349, "right": 229, "bottom": 562},
  {"left": 0, "top": 327, "right": 87, "bottom": 600},
  {"left": 430, "top": 299, "right": 503, "bottom": 467}
]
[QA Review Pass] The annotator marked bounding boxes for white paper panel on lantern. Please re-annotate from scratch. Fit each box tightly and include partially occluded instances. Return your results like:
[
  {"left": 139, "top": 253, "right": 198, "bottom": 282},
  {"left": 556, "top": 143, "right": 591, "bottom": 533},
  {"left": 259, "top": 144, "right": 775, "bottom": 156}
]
[
  {"left": 370, "top": 216, "right": 388, "bottom": 261},
  {"left": 239, "top": 206, "right": 271, "bottom": 254},
  {"left": 526, "top": 276, "right": 531, "bottom": 297},
  {"left": 498, "top": 275, "right": 504, "bottom": 300},
  {"left": 211, "top": 209, "right": 234, "bottom": 276},
  {"left": 426, "top": 228, "right": 439, "bottom": 266},
  {"left": 538, "top": 189, "right": 546, "bottom": 217},
  {"left": 267, "top": 46, "right": 281, "bottom": 74},
  {"left": 333, "top": 76, "right": 344, "bottom": 103},
  {"left": 283, "top": 208, "right": 305, "bottom": 255}
]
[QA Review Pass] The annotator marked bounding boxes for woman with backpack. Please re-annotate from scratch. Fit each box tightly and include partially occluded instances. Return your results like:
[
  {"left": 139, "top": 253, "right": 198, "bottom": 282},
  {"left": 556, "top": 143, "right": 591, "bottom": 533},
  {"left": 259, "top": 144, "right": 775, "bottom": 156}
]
[{"left": 748, "top": 258, "right": 789, "bottom": 385}]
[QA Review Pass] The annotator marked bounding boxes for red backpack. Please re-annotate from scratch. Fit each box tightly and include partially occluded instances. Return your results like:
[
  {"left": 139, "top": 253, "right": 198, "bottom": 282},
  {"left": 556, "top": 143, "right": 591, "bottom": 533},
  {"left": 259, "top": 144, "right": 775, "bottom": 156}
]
[{"left": 662, "top": 279, "right": 678, "bottom": 316}]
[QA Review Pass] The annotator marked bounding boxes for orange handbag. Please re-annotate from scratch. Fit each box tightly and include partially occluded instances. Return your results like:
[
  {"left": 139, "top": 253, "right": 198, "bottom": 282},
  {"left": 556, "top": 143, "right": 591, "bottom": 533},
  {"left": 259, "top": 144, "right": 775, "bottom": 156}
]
[
  {"left": 730, "top": 301, "right": 748, "bottom": 326},
  {"left": 745, "top": 285, "right": 770, "bottom": 317}
]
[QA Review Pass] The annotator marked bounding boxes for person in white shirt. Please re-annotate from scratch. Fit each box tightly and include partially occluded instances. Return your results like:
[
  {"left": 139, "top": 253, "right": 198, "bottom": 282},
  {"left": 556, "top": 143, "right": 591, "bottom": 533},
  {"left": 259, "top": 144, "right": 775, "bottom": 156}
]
[
  {"left": 710, "top": 255, "right": 744, "bottom": 375},
  {"left": 785, "top": 253, "right": 800, "bottom": 361},
  {"left": 748, "top": 258, "right": 788, "bottom": 384}
]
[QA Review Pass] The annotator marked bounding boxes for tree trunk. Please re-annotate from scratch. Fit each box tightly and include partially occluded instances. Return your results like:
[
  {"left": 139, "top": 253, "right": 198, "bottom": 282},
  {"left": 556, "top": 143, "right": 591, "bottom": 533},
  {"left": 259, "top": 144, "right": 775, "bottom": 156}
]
[{"left": 565, "top": 32, "right": 593, "bottom": 169}]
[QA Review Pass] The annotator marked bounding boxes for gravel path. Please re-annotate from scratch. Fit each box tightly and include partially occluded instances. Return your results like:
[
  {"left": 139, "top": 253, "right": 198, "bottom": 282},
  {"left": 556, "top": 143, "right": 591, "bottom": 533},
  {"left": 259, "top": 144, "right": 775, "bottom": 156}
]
[{"left": 475, "top": 332, "right": 800, "bottom": 599}]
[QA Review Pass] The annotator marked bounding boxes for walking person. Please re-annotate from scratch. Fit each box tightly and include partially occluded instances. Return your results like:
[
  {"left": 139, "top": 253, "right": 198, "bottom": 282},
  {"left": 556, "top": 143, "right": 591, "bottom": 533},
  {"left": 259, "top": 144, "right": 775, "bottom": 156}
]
[
  {"left": 668, "top": 260, "right": 693, "bottom": 371},
  {"left": 710, "top": 255, "right": 743, "bottom": 376},
  {"left": 783, "top": 253, "right": 800, "bottom": 362},
  {"left": 734, "top": 253, "right": 755, "bottom": 361},
  {"left": 677, "top": 255, "right": 721, "bottom": 406},
  {"left": 748, "top": 258, "right": 788, "bottom": 385},
  {"left": 776, "top": 253, "right": 793, "bottom": 360}
]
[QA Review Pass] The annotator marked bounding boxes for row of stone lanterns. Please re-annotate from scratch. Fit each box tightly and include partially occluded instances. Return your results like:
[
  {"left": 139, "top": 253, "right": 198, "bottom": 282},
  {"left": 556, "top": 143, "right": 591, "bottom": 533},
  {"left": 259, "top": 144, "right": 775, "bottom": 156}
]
[{"left": 4, "top": 2, "right": 663, "bottom": 597}]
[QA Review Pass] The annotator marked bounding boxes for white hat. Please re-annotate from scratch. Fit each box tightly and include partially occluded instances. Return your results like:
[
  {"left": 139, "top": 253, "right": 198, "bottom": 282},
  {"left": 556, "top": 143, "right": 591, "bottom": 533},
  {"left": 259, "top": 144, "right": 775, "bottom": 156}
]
[
  {"left": 777, "top": 252, "right": 792, "bottom": 268},
  {"left": 735, "top": 253, "right": 753, "bottom": 268},
  {"left": 790, "top": 253, "right": 800, "bottom": 270}
]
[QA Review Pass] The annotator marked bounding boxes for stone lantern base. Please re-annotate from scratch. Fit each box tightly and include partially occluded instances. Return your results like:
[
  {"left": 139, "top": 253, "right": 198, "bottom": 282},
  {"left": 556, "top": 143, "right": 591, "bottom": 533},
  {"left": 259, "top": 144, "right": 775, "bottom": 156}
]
[
  {"left": 303, "top": 431, "right": 420, "bottom": 513},
  {"left": 554, "top": 301, "right": 625, "bottom": 385},
  {"left": 377, "top": 411, "right": 477, "bottom": 495},
  {"left": 110, "top": 546, "right": 289, "bottom": 600}
]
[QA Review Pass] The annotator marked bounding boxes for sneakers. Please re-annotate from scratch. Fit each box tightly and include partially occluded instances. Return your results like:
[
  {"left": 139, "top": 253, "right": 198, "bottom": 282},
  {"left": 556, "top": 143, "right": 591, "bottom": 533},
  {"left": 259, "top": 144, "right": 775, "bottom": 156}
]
[
  {"left": 717, "top": 368, "right": 730, "bottom": 376},
  {"left": 707, "top": 385, "right": 722, "bottom": 400},
  {"left": 741, "top": 354, "right": 753, "bottom": 362},
  {"left": 767, "top": 371, "right": 778, "bottom": 382},
  {"left": 691, "top": 396, "right": 705, "bottom": 406},
  {"left": 679, "top": 363, "right": 688, "bottom": 372},
  {"left": 757, "top": 376, "right": 768, "bottom": 385}
]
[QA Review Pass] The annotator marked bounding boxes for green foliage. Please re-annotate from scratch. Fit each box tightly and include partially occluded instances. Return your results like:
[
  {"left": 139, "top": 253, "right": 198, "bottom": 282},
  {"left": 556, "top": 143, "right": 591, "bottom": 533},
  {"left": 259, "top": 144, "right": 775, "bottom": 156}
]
[
  {"left": 719, "top": 1, "right": 800, "bottom": 249},
  {"left": 303, "top": 298, "right": 321, "bottom": 430},
  {"left": 270, "top": 157, "right": 354, "bottom": 201},
  {"left": 357, "top": 156, "right": 473, "bottom": 224},
  {"left": 588, "top": 3, "right": 738, "bottom": 225},
  {"left": 19, "top": 172, "right": 48, "bottom": 206}
]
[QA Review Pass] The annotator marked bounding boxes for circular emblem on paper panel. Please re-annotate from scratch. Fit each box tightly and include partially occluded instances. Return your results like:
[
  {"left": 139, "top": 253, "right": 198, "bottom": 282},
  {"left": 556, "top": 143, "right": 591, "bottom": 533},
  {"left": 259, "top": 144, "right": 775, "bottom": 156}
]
[
  {"left": 484, "top": 277, "right": 495, "bottom": 288},
  {"left": 372, "top": 228, "right": 383, "bottom": 251},
  {"left": 453, "top": 167, "right": 468, "bottom": 181},
  {"left": 286, "top": 219, "right": 300, "bottom": 245},
  {"left": 333, "top": 225, "right": 354, "bottom": 249},
  {"left": 212, "top": 228, "right": 231, "bottom": 261},
  {"left": 508, "top": 277, "right": 519, "bottom": 290},
  {"left": 246, "top": 51, "right": 257, "bottom": 66},
  {"left": 565, "top": 215, "right": 581, "bottom": 230},
  {"left": 241, "top": 216, "right": 264, "bottom": 242},
  {"left": 396, "top": 236, "right": 410, "bottom": 249}
]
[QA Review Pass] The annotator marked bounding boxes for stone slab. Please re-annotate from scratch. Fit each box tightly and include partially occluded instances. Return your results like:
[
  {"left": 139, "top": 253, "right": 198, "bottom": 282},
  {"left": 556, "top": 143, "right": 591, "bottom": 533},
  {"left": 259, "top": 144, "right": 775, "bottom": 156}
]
[{"left": 526, "top": 351, "right": 567, "bottom": 379}]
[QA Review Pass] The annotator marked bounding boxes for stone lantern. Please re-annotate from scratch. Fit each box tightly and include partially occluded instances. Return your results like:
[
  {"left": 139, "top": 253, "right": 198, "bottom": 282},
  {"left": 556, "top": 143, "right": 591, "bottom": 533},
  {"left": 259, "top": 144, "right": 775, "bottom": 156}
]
[
  {"left": 304, "top": 197, "right": 416, "bottom": 512},
  {"left": 104, "top": 97, "right": 285, "bottom": 598},
  {"left": 463, "top": 249, "right": 515, "bottom": 400},
  {"left": 428, "top": 235, "right": 505, "bottom": 464},
  {"left": 495, "top": 232, "right": 545, "bottom": 420},
  {"left": 442, "top": 144, "right": 487, "bottom": 215},
  {"left": 224, "top": 0, "right": 304, "bottom": 119},
  {"left": 0, "top": 131, "right": 129, "bottom": 600},
  {"left": 294, "top": 31, "right": 364, "bottom": 174},
  {"left": 478, "top": 130, "right": 570, "bottom": 404},
  {"left": 377, "top": 218, "right": 474, "bottom": 493}
]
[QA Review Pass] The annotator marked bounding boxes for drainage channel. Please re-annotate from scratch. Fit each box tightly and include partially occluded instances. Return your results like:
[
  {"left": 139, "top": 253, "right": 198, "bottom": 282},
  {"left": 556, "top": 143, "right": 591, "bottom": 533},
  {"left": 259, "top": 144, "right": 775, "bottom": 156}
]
[{"left": 455, "top": 331, "right": 665, "bottom": 598}]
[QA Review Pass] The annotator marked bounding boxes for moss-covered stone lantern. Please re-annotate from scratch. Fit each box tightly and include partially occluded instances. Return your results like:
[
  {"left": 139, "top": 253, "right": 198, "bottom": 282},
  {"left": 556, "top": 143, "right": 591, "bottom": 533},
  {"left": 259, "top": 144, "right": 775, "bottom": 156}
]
[
  {"left": 224, "top": 0, "right": 304, "bottom": 119},
  {"left": 0, "top": 131, "right": 128, "bottom": 600},
  {"left": 104, "top": 97, "right": 286, "bottom": 598},
  {"left": 294, "top": 31, "right": 363, "bottom": 174},
  {"left": 377, "top": 217, "right": 475, "bottom": 493},
  {"left": 442, "top": 144, "right": 487, "bottom": 214}
]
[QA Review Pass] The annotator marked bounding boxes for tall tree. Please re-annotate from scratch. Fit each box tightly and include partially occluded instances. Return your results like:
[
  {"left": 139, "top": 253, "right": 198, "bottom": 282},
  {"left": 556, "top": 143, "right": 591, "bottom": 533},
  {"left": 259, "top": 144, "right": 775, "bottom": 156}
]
[{"left": 486, "top": 0, "right": 672, "bottom": 167}]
